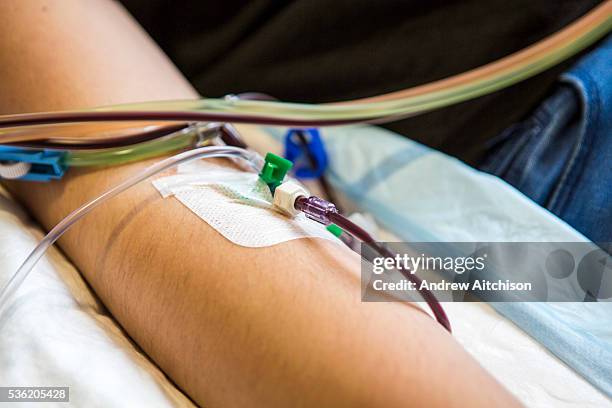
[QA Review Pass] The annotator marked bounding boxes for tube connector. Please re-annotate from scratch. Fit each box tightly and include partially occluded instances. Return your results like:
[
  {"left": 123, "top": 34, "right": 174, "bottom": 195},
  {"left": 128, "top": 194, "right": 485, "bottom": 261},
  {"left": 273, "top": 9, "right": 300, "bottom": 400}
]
[
  {"left": 273, "top": 181, "right": 308, "bottom": 216},
  {"left": 294, "top": 195, "right": 338, "bottom": 225}
]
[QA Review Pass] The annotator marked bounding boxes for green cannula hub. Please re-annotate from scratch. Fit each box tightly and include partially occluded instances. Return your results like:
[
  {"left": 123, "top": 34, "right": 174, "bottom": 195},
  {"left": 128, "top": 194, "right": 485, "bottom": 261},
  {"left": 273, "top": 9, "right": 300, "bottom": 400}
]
[{"left": 259, "top": 152, "right": 293, "bottom": 194}]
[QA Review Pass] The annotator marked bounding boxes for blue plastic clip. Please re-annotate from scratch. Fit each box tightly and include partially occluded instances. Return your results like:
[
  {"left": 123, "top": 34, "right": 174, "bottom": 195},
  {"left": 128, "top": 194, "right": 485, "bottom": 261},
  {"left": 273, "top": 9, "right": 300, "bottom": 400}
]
[
  {"left": 0, "top": 146, "right": 67, "bottom": 181},
  {"left": 283, "top": 128, "right": 328, "bottom": 179}
]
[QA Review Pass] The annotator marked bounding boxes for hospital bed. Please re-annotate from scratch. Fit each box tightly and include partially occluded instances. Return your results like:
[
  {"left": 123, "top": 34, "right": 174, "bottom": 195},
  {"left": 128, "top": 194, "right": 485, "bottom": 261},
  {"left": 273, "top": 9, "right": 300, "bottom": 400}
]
[{"left": 0, "top": 125, "right": 610, "bottom": 407}]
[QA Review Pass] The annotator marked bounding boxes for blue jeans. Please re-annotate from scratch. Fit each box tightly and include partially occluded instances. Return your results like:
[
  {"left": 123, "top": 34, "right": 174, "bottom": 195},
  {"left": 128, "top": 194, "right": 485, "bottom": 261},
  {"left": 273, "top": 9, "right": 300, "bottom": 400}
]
[{"left": 480, "top": 35, "right": 611, "bottom": 243}]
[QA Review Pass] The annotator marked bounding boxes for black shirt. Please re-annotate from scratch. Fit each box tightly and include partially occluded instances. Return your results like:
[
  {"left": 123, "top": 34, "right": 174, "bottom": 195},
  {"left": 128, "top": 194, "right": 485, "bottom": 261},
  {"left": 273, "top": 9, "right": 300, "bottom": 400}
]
[{"left": 122, "top": 0, "right": 601, "bottom": 164}]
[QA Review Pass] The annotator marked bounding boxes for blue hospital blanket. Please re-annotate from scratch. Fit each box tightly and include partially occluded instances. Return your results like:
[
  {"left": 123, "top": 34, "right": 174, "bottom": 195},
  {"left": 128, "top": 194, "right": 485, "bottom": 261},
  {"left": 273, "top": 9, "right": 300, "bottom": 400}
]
[{"left": 265, "top": 123, "right": 612, "bottom": 397}]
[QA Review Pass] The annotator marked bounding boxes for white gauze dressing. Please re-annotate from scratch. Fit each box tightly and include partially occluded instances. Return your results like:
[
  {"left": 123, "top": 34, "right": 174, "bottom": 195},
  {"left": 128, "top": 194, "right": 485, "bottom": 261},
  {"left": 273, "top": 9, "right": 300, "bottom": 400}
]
[{"left": 152, "top": 160, "right": 341, "bottom": 247}]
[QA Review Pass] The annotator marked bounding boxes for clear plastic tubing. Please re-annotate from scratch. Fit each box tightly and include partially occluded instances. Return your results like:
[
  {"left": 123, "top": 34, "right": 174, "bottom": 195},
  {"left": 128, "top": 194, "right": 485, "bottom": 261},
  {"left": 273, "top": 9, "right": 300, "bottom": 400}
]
[{"left": 0, "top": 146, "right": 263, "bottom": 313}]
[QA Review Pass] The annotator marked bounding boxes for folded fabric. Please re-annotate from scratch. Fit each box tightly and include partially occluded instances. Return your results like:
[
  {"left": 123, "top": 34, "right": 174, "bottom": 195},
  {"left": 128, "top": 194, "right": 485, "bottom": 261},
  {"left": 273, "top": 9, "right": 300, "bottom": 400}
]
[{"left": 0, "top": 186, "right": 194, "bottom": 407}]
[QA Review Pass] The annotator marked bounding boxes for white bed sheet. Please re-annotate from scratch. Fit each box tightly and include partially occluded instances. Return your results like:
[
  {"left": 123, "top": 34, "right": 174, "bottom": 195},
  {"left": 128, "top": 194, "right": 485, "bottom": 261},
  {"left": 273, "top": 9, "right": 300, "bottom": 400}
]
[
  {"left": 0, "top": 187, "right": 195, "bottom": 408},
  {"left": 446, "top": 302, "right": 610, "bottom": 407},
  {"left": 0, "top": 184, "right": 609, "bottom": 407}
]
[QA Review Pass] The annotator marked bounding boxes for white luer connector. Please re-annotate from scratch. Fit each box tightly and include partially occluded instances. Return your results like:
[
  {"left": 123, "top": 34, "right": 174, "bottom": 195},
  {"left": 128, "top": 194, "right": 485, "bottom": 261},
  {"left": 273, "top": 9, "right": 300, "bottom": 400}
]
[{"left": 273, "top": 181, "right": 308, "bottom": 216}]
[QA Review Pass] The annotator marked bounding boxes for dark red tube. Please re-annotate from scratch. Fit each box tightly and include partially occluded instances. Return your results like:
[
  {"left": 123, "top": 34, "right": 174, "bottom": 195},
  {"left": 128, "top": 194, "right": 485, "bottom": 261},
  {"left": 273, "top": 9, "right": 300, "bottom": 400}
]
[
  {"left": 6, "top": 123, "right": 190, "bottom": 150},
  {"left": 294, "top": 196, "right": 451, "bottom": 332},
  {"left": 328, "top": 212, "right": 452, "bottom": 333},
  {"left": 0, "top": 110, "right": 365, "bottom": 130}
]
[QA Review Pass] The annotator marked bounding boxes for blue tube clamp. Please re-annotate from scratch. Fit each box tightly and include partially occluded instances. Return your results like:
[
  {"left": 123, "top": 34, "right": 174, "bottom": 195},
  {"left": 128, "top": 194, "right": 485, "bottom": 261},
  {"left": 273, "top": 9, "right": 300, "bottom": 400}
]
[
  {"left": 0, "top": 146, "right": 67, "bottom": 181},
  {"left": 283, "top": 128, "right": 328, "bottom": 179}
]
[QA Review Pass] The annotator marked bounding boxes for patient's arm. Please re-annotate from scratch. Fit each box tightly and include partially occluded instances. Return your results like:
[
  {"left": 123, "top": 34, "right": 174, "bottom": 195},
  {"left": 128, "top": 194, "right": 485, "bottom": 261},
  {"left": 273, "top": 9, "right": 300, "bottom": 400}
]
[{"left": 0, "top": 1, "right": 520, "bottom": 407}]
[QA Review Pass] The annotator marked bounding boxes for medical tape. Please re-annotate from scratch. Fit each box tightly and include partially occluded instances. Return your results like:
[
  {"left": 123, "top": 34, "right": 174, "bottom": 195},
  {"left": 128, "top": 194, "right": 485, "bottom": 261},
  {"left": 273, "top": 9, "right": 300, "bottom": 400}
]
[{"left": 152, "top": 160, "right": 342, "bottom": 247}]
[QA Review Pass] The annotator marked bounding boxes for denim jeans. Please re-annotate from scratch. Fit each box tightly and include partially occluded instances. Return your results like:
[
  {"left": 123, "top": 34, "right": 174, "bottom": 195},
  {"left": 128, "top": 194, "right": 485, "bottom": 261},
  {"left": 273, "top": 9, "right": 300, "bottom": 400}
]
[{"left": 480, "top": 35, "right": 611, "bottom": 243}]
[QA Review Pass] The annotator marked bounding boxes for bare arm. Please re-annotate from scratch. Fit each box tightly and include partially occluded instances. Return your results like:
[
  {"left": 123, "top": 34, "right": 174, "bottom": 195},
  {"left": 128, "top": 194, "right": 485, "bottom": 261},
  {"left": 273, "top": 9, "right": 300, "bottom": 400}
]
[{"left": 0, "top": 1, "right": 520, "bottom": 407}]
